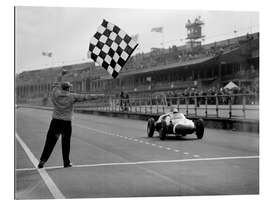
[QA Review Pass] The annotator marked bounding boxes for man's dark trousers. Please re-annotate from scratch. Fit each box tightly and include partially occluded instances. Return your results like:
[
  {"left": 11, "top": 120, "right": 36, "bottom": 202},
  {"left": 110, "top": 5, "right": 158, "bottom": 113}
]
[{"left": 40, "top": 118, "right": 72, "bottom": 165}]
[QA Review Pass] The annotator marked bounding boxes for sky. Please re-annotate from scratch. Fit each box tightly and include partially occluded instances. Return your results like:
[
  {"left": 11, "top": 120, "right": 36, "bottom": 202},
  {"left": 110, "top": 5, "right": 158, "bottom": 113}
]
[{"left": 15, "top": 6, "right": 259, "bottom": 73}]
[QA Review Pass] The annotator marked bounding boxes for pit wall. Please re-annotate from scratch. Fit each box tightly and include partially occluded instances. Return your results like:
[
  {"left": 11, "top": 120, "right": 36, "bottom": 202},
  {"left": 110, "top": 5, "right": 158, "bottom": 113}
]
[
  {"left": 18, "top": 105, "right": 259, "bottom": 133},
  {"left": 75, "top": 109, "right": 259, "bottom": 133}
]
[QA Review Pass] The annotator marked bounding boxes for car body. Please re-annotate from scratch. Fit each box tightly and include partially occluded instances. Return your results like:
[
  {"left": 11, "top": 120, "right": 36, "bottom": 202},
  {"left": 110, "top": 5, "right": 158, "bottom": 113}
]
[{"left": 147, "top": 112, "right": 204, "bottom": 140}]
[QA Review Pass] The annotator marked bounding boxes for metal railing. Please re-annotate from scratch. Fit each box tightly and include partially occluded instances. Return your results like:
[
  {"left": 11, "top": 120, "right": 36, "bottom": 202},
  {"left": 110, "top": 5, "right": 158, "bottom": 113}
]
[{"left": 74, "top": 93, "right": 259, "bottom": 120}]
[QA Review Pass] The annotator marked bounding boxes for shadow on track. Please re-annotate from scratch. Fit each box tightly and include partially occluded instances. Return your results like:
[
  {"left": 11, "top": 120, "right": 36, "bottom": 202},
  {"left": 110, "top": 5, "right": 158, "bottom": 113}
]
[{"left": 140, "top": 135, "right": 199, "bottom": 141}]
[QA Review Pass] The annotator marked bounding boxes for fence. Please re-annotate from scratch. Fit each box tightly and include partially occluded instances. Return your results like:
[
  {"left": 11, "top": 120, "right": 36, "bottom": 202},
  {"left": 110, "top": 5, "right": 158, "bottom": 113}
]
[{"left": 74, "top": 93, "right": 259, "bottom": 120}]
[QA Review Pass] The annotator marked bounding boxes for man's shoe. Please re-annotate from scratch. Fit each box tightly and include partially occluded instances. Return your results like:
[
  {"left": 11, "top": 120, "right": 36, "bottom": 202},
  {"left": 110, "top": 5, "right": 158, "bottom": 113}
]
[
  {"left": 64, "top": 163, "right": 72, "bottom": 168},
  {"left": 38, "top": 161, "right": 45, "bottom": 169}
]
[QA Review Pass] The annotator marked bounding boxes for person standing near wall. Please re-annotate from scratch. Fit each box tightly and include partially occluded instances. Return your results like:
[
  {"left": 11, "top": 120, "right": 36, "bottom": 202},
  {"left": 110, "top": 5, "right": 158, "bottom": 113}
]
[{"left": 120, "top": 91, "right": 124, "bottom": 111}]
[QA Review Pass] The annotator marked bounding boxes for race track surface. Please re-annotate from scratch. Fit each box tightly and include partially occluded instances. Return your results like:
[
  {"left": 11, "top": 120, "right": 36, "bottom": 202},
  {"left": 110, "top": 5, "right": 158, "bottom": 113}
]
[{"left": 15, "top": 108, "right": 259, "bottom": 199}]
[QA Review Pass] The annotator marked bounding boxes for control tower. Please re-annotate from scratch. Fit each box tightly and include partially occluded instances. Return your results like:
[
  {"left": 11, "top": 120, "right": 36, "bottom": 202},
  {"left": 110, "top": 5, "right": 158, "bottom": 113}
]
[{"left": 185, "top": 16, "right": 205, "bottom": 49}]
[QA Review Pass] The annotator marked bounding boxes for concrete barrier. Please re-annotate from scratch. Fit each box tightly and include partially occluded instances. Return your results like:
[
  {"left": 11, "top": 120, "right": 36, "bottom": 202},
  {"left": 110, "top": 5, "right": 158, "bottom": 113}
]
[{"left": 18, "top": 105, "right": 259, "bottom": 133}]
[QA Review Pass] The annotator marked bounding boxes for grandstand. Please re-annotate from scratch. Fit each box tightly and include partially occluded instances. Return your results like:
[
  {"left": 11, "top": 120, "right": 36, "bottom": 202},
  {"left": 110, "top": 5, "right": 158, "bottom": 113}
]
[{"left": 15, "top": 32, "right": 259, "bottom": 105}]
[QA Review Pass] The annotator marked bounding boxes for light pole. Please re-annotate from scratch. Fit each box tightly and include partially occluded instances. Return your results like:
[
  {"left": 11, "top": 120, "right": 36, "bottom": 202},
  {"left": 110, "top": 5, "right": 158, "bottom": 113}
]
[{"left": 146, "top": 76, "right": 152, "bottom": 111}]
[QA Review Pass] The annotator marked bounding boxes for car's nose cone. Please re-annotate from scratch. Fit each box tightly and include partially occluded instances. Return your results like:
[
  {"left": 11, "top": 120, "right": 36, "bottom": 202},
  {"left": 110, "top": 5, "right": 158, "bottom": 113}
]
[{"left": 174, "top": 124, "right": 194, "bottom": 134}]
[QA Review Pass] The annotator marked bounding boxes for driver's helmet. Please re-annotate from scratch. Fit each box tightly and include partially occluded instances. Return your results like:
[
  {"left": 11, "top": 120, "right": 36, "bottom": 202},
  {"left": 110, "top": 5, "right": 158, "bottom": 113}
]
[{"left": 171, "top": 107, "right": 178, "bottom": 113}]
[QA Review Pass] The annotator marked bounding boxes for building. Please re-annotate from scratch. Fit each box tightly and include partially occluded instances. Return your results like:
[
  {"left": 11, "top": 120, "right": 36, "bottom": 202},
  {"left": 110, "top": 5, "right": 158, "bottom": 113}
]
[{"left": 15, "top": 32, "right": 259, "bottom": 104}]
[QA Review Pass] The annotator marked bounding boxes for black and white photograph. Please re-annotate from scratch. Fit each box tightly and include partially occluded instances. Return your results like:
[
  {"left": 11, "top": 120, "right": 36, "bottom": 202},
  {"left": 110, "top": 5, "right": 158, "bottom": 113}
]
[{"left": 13, "top": 1, "right": 262, "bottom": 201}]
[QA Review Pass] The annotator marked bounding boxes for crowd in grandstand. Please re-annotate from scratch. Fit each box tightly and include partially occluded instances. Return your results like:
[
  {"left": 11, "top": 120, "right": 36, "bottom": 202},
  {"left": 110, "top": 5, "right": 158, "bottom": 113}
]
[
  {"left": 165, "top": 83, "right": 259, "bottom": 106},
  {"left": 115, "top": 82, "right": 259, "bottom": 112},
  {"left": 123, "top": 38, "right": 240, "bottom": 72}
]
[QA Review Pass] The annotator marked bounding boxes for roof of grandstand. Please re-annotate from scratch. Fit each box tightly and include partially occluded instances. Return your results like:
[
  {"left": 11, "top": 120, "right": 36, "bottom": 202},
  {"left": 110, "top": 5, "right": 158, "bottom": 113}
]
[{"left": 100, "top": 55, "right": 216, "bottom": 80}]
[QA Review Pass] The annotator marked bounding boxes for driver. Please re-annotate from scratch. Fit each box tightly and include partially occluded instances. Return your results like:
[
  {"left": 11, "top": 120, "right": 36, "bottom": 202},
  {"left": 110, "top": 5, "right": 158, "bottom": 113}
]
[{"left": 170, "top": 108, "right": 187, "bottom": 124}]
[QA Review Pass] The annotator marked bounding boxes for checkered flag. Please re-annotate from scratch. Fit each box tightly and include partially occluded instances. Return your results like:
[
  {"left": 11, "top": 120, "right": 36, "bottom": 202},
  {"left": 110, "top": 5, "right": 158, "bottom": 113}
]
[{"left": 88, "top": 19, "right": 139, "bottom": 78}]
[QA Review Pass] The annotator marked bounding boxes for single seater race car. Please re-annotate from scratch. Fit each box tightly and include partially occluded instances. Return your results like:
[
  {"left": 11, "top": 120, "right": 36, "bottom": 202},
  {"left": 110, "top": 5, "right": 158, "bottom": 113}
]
[{"left": 147, "top": 109, "right": 204, "bottom": 140}]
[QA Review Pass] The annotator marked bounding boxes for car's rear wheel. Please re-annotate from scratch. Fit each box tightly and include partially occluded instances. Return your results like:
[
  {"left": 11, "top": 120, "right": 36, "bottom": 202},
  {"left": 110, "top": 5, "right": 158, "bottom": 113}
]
[
  {"left": 195, "top": 118, "right": 204, "bottom": 139},
  {"left": 147, "top": 118, "right": 155, "bottom": 137},
  {"left": 159, "top": 120, "right": 167, "bottom": 140}
]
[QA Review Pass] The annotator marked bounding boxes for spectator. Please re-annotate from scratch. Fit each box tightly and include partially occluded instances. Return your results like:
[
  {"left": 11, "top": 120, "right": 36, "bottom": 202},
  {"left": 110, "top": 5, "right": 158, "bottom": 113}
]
[
  {"left": 124, "top": 93, "right": 130, "bottom": 111},
  {"left": 120, "top": 91, "right": 124, "bottom": 111}
]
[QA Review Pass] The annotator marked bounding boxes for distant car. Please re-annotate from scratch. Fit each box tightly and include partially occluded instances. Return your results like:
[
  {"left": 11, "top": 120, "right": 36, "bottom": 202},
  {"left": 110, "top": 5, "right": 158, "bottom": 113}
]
[{"left": 147, "top": 112, "right": 204, "bottom": 140}]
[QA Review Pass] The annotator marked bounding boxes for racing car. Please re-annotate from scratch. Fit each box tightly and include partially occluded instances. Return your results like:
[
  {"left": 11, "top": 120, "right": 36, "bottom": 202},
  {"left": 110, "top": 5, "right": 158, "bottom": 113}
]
[{"left": 147, "top": 108, "right": 204, "bottom": 140}]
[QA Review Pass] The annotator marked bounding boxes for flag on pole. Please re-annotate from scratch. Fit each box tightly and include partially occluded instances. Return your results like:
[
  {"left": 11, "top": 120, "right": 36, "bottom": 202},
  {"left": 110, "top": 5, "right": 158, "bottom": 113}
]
[
  {"left": 88, "top": 19, "right": 139, "bottom": 78},
  {"left": 151, "top": 27, "right": 163, "bottom": 33},
  {"left": 42, "top": 52, "right": 53, "bottom": 57}
]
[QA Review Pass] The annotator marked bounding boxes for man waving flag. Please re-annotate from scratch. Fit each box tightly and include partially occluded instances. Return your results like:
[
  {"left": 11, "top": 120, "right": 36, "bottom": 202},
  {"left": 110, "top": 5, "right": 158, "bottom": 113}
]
[{"left": 88, "top": 19, "right": 138, "bottom": 78}]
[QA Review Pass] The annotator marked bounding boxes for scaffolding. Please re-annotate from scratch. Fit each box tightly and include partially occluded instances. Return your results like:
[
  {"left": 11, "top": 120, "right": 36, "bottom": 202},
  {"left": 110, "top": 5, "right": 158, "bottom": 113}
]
[{"left": 185, "top": 16, "right": 205, "bottom": 50}]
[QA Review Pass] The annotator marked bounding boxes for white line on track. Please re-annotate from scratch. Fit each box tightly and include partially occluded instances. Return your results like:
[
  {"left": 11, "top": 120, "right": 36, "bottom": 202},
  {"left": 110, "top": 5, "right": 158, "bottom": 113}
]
[
  {"left": 74, "top": 123, "right": 194, "bottom": 155},
  {"left": 15, "top": 133, "right": 65, "bottom": 199},
  {"left": 75, "top": 122, "right": 194, "bottom": 156},
  {"left": 74, "top": 123, "right": 116, "bottom": 137},
  {"left": 16, "top": 155, "right": 259, "bottom": 172},
  {"left": 73, "top": 123, "right": 218, "bottom": 158}
]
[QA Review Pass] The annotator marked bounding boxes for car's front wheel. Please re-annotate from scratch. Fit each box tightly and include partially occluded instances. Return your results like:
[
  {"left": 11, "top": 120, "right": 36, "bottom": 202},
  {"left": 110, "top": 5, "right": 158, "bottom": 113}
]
[
  {"left": 159, "top": 120, "right": 167, "bottom": 140},
  {"left": 147, "top": 118, "right": 155, "bottom": 137}
]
